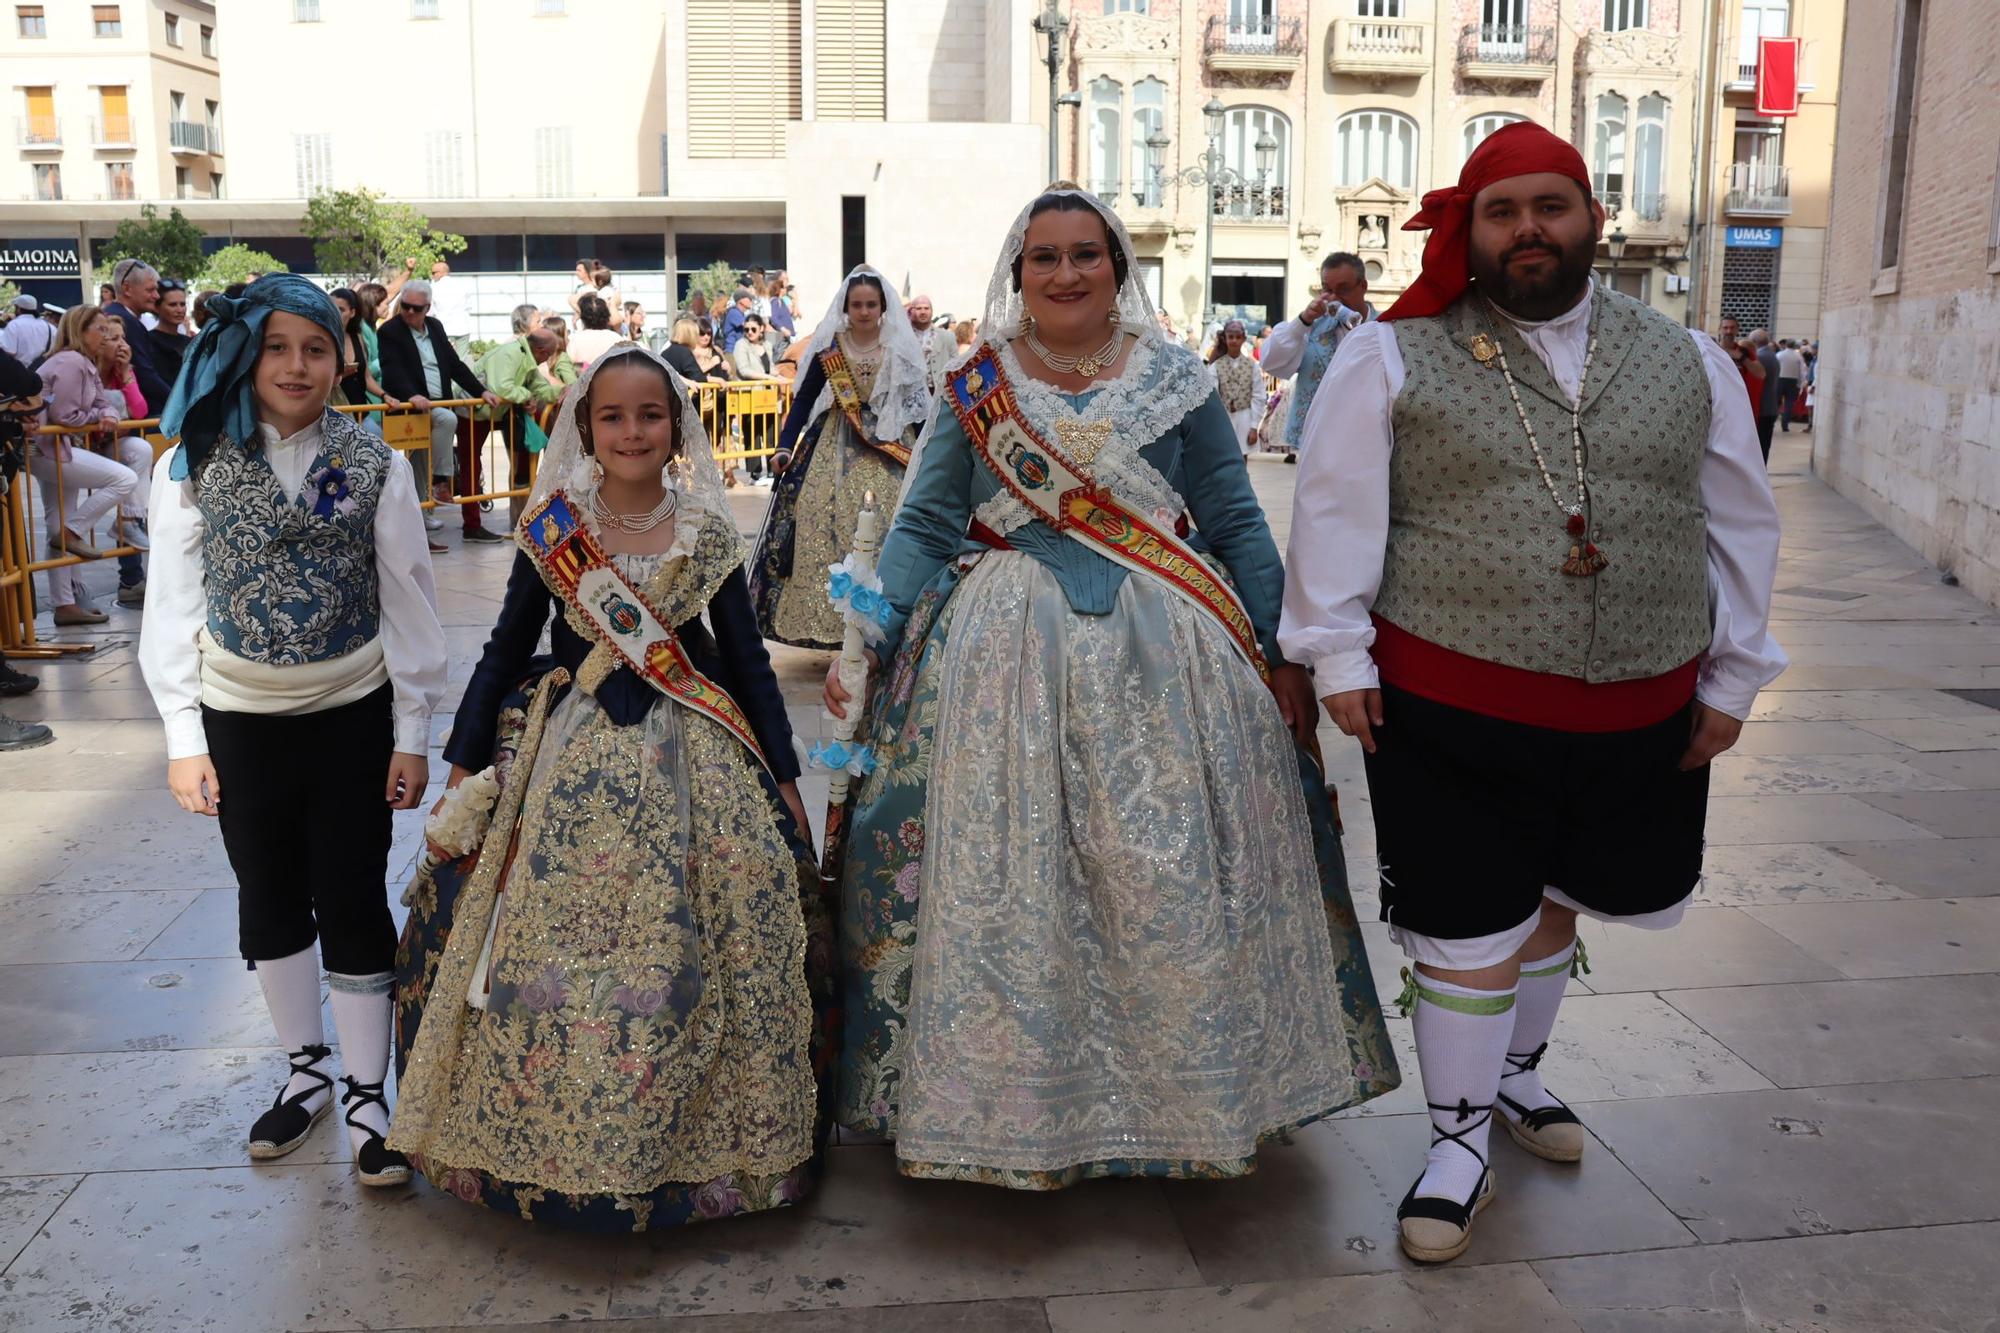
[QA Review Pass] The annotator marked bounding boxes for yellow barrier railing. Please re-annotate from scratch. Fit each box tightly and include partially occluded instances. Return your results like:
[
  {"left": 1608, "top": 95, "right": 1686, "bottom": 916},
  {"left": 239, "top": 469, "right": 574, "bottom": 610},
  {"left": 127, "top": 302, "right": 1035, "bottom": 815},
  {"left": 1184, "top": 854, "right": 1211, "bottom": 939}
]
[
  {"left": 689, "top": 378, "right": 793, "bottom": 475},
  {"left": 4, "top": 378, "right": 800, "bottom": 657}
]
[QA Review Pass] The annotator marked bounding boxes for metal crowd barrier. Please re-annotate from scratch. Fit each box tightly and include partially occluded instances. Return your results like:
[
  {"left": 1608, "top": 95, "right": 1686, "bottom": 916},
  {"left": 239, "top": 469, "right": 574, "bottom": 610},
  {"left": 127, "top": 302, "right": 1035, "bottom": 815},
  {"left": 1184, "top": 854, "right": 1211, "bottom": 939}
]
[
  {"left": 2, "top": 379, "right": 798, "bottom": 657},
  {"left": 689, "top": 378, "right": 792, "bottom": 478}
]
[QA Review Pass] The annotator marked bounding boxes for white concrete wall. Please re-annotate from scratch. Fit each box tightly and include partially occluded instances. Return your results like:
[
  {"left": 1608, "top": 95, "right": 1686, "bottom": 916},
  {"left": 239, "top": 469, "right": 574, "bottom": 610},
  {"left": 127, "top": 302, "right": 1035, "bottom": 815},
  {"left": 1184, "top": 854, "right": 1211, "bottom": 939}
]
[
  {"left": 1813, "top": 288, "right": 2000, "bottom": 604},
  {"left": 887, "top": 0, "right": 987, "bottom": 124},
  {"left": 783, "top": 120, "right": 1045, "bottom": 325},
  {"left": 221, "top": 0, "right": 671, "bottom": 202}
]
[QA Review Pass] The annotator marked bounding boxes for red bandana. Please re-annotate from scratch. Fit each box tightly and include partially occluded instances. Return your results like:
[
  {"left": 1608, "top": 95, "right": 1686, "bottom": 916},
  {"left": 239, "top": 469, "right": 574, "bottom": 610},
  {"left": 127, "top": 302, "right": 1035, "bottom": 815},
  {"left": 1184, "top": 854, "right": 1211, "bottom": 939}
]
[{"left": 1379, "top": 122, "right": 1593, "bottom": 323}]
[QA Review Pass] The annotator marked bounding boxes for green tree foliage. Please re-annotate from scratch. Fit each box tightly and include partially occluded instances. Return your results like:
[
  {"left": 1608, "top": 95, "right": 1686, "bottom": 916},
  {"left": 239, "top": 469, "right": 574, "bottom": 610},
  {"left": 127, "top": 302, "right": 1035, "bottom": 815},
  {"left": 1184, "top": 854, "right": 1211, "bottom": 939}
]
[
  {"left": 195, "top": 244, "right": 289, "bottom": 290},
  {"left": 684, "top": 261, "right": 741, "bottom": 311},
  {"left": 102, "top": 204, "right": 206, "bottom": 284},
  {"left": 0, "top": 280, "right": 18, "bottom": 309},
  {"left": 303, "top": 187, "right": 466, "bottom": 285}
]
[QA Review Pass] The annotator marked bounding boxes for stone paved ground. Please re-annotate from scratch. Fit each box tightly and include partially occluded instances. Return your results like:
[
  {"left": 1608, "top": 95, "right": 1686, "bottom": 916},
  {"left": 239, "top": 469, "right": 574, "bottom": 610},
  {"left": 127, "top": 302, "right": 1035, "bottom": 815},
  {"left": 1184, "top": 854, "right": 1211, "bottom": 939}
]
[{"left": 1, "top": 434, "right": 1996, "bottom": 1332}]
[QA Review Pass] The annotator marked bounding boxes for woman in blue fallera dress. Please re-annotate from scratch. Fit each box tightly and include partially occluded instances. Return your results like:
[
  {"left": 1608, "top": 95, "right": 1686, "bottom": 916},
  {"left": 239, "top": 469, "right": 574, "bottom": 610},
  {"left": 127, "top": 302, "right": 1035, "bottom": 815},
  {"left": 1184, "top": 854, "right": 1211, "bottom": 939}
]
[{"left": 825, "top": 187, "right": 1399, "bottom": 1189}]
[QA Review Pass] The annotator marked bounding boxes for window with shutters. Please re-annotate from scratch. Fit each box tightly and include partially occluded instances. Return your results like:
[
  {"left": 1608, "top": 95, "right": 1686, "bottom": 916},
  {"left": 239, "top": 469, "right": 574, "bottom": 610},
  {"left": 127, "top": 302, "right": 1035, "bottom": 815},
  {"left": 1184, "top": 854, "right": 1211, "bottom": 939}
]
[
  {"left": 165, "top": 13, "right": 180, "bottom": 44},
  {"left": 534, "top": 127, "right": 573, "bottom": 197},
  {"left": 412, "top": 0, "right": 438, "bottom": 15},
  {"left": 815, "top": 0, "right": 886, "bottom": 121},
  {"left": 425, "top": 130, "right": 465, "bottom": 196},
  {"left": 200, "top": 23, "right": 213, "bottom": 55},
  {"left": 1337, "top": 109, "right": 1417, "bottom": 189},
  {"left": 294, "top": 132, "right": 334, "bottom": 196},
  {"left": 1592, "top": 93, "right": 1627, "bottom": 211},
  {"left": 686, "top": 0, "right": 800, "bottom": 159},
  {"left": 1632, "top": 94, "right": 1668, "bottom": 220},
  {"left": 17, "top": 6, "right": 46, "bottom": 38},
  {"left": 1603, "top": 0, "right": 1647, "bottom": 30},
  {"left": 105, "top": 161, "right": 135, "bottom": 200},
  {"left": 93, "top": 5, "right": 120, "bottom": 36},
  {"left": 1088, "top": 78, "right": 1121, "bottom": 199},
  {"left": 1129, "top": 78, "right": 1166, "bottom": 207},
  {"left": 293, "top": 0, "right": 321, "bottom": 22},
  {"left": 1463, "top": 113, "right": 1522, "bottom": 162}
]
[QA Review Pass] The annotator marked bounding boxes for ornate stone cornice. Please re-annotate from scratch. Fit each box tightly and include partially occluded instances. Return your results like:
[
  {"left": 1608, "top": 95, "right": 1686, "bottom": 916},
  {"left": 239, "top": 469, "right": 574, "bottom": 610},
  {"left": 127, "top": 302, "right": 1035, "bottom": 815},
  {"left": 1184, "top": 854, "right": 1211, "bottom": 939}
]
[{"left": 1576, "top": 27, "right": 1685, "bottom": 75}]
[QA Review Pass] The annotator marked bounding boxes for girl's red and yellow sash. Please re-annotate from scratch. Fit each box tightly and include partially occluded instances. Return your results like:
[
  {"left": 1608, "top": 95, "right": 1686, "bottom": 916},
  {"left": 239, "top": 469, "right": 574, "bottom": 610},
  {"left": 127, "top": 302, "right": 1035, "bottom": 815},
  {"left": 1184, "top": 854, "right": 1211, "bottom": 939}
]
[
  {"left": 519, "top": 491, "right": 773, "bottom": 775},
  {"left": 820, "top": 346, "right": 913, "bottom": 467},
  {"left": 945, "top": 343, "right": 1269, "bottom": 682}
]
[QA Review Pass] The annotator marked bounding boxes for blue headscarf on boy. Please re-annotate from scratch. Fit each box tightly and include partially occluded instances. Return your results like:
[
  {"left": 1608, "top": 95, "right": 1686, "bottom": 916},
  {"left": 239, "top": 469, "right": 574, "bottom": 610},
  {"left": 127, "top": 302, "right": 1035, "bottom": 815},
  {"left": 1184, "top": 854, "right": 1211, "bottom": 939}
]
[{"left": 159, "top": 273, "right": 348, "bottom": 481}]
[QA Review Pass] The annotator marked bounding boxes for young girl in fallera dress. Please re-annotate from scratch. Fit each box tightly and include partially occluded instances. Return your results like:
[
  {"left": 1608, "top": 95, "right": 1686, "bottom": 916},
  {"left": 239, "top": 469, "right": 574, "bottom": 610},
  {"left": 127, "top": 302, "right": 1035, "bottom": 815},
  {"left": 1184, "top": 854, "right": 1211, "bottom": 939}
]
[
  {"left": 748, "top": 266, "right": 932, "bottom": 649},
  {"left": 389, "top": 345, "right": 835, "bottom": 1231}
]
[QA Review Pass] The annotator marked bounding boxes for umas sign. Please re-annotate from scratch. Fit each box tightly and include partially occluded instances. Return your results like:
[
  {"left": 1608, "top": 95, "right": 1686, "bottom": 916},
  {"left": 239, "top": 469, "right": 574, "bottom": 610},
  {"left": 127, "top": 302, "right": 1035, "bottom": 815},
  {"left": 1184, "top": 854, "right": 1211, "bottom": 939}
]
[{"left": 0, "top": 241, "right": 81, "bottom": 279}]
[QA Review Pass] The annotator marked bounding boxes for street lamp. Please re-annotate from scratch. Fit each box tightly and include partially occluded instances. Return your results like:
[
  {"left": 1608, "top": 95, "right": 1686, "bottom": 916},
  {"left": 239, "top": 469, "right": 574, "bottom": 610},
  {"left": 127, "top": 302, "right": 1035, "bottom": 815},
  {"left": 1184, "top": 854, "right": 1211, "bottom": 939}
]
[
  {"left": 1151, "top": 100, "right": 1279, "bottom": 334},
  {"left": 1606, "top": 227, "right": 1628, "bottom": 296},
  {"left": 1031, "top": 0, "right": 1071, "bottom": 181}
]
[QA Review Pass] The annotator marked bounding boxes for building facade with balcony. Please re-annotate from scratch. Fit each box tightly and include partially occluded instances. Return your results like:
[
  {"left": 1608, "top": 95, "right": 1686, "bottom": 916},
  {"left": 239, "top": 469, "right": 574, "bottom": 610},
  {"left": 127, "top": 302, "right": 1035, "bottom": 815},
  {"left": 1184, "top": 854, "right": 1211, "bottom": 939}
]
[
  {"left": 1689, "top": 0, "right": 1844, "bottom": 338},
  {"left": 0, "top": 0, "right": 221, "bottom": 240},
  {"left": 1815, "top": 0, "right": 2000, "bottom": 608},
  {"left": 0, "top": 0, "right": 1048, "bottom": 334},
  {"left": 1065, "top": 1, "right": 1713, "bottom": 337}
]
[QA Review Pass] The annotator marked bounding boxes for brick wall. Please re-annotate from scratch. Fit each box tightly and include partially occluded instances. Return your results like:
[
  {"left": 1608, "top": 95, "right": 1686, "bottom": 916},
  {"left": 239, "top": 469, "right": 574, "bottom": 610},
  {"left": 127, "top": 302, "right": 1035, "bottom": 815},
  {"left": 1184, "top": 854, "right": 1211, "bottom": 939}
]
[{"left": 1816, "top": 0, "right": 2000, "bottom": 606}]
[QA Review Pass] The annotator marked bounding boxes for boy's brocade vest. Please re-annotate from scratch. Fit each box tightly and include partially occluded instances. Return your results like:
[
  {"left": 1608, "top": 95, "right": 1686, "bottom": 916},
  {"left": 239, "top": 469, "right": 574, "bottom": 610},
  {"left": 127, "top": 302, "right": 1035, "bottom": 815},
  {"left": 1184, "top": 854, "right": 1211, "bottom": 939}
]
[
  {"left": 192, "top": 415, "right": 391, "bottom": 665},
  {"left": 1374, "top": 286, "right": 1710, "bottom": 684}
]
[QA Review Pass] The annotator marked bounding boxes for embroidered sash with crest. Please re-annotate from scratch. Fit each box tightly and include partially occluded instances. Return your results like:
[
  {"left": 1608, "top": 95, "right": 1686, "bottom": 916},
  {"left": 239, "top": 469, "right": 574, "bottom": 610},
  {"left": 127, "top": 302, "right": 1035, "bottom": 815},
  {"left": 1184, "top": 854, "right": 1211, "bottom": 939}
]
[
  {"left": 519, "top": 491, "right": 775, "bottom": 775},
  {"left": 820, "top": 346, "right": 913, "bottom": 467},
  {"left": 946, "top": 344, "right": 1270, "bottom": 682}
]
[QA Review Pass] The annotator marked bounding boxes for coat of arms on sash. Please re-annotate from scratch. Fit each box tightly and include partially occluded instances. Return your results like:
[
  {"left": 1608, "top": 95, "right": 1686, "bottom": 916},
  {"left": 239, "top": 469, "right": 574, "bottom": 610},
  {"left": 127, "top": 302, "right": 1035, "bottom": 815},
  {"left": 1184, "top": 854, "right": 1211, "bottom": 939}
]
[{"left": 598, "top": 588, "right": 643, "bottom": 637}]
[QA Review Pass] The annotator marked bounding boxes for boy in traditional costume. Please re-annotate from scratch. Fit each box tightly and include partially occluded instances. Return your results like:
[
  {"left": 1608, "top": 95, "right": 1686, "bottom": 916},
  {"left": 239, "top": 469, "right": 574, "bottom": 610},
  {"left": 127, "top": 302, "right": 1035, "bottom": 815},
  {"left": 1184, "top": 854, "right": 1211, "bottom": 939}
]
[
  {"left": 139, "top": 275, "right": 449, "bottom": 1187},
  {"left": 1280, "top": 123, "right": 1786, "bottom": 1262}
]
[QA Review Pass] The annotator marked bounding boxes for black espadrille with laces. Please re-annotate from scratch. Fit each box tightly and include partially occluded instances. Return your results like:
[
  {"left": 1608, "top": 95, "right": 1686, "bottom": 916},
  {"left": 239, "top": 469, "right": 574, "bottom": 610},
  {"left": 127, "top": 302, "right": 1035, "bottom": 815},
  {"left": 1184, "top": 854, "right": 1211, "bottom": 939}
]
[
  {"left": 1497, "top": 1041, "right": 1586, "bottom": 1162},
  {"left": 339, "top": 1076, "right": 412, "bottom": 1188},
  {"left": 248, "top": 1044, "right": 334, "bottom": 1161},
  {"left": 1396, "top": 1096, "right": 1498, "bottom": 1264}
]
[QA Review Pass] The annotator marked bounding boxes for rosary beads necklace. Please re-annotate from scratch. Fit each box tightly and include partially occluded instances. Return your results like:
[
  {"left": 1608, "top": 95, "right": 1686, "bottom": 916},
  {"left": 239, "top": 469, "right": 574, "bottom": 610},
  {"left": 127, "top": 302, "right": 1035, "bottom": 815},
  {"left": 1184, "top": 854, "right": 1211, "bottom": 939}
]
[{"left": 1480, "top": 302, "right": 1608, "bottom": 577}]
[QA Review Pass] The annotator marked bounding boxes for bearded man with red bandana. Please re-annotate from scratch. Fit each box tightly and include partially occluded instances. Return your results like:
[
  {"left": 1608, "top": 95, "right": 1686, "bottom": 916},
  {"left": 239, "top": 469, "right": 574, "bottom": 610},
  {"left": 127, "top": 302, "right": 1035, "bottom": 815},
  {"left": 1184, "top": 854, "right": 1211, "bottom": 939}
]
[{"left": 1278, "top": 123, "right": 1786, "bottom": 1264}]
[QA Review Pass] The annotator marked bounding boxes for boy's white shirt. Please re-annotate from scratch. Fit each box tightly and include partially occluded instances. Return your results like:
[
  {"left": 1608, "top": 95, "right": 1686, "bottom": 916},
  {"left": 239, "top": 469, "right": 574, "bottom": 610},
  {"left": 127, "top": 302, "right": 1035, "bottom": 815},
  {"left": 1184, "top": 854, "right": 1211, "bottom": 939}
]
[{"left": 137, "top": 417, "right": 449, "bottom": 760}]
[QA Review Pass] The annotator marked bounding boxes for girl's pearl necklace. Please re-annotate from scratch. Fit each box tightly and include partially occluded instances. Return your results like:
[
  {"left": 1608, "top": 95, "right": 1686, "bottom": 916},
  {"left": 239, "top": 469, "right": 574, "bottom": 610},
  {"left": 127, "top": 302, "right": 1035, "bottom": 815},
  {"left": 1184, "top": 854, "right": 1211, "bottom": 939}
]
[
  {"left": 1483, "top": 305, "right": 1608, "bottom": 577},
  {"left": 589, "top": 482, "right": 678, "bottom": 533}
]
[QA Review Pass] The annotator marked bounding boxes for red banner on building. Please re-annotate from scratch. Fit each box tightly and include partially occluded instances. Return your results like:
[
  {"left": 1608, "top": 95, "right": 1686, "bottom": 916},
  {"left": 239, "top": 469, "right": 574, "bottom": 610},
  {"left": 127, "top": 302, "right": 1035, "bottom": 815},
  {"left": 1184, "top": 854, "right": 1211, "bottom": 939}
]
[{"left": 1756, "top": 36, "right": 1802, "bottom": 117}]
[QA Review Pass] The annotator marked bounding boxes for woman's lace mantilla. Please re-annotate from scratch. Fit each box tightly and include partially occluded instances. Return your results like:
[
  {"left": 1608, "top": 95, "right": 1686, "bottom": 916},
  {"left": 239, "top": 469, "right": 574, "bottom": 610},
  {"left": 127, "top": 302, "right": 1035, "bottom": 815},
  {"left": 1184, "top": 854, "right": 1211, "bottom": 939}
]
[{"left": 969, "top": 337, "right": 1212, "bottom": 539}]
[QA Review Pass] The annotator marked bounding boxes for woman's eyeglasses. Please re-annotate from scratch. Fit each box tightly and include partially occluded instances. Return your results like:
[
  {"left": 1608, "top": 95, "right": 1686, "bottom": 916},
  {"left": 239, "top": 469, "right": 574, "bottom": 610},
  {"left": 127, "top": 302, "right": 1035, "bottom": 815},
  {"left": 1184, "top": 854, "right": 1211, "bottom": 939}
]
[{"left": 1023, "top": 243, "right": 1109, "bottom": 276}]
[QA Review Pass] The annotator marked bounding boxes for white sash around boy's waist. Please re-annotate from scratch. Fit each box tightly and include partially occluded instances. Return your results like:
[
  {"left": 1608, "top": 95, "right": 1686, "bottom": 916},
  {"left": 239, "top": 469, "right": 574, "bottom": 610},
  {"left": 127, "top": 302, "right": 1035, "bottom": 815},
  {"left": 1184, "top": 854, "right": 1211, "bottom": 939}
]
[{"left": 196, "top": 627, "right": 388, "bottom": 717}]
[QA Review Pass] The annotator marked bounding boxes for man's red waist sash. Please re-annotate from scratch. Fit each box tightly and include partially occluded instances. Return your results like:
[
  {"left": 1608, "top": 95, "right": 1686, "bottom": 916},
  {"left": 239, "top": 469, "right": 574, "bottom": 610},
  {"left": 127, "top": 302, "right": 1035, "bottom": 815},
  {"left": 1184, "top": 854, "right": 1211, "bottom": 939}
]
[{"left": 1370, "top": 615, "right": 1697, "bottom": 732}]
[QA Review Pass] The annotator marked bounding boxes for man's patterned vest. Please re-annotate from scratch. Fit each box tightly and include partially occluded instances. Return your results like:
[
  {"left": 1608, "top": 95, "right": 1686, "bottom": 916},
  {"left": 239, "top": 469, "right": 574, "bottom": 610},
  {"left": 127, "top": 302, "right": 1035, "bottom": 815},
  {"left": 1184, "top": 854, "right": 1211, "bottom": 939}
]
[
  {"left": 1374, "top": 286, "right": 1710, "bottom": 683},
  {"left": 193, "top": 412, "right": 391, "bottom": 664}
]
